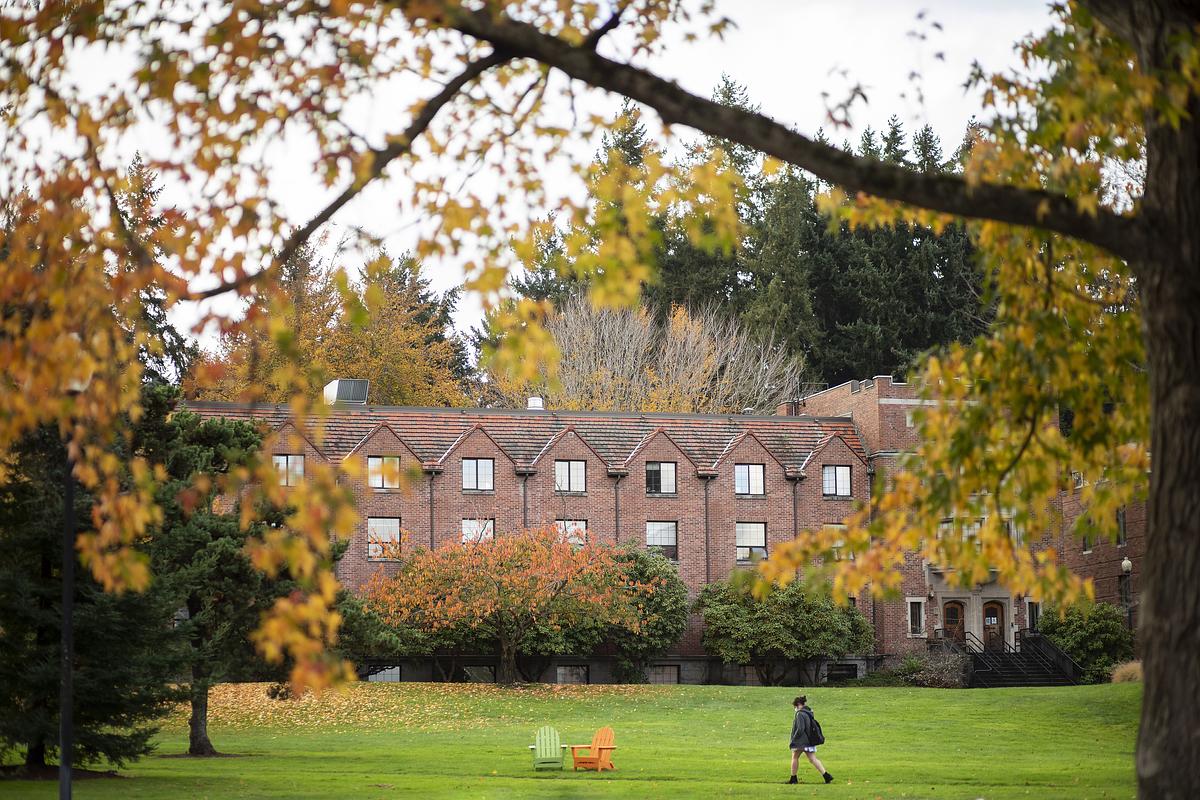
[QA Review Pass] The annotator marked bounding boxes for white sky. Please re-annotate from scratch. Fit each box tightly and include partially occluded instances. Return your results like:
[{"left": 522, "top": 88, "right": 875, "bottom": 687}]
[{"left": 146, "top": 1, "right": 1055, "bottom": 345}]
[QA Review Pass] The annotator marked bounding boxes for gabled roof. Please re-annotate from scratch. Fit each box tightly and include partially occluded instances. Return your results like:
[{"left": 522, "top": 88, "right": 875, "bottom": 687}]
[
  {"left": 341, "top": 422, "right": 422, "bottom": 462},
  {"left": 529, "top": 425, "right": 610, "bottom": 468},
  {"left": 710, "top": 429, "right": 789, "bottom": 472},
  {"left": 183, "top": 401, "right": 866, "bottom": 473},
  {"left": 436, "top": 423, "right": 517, "bottom": 465},
  {"left": 800, "top": 432, "right": 869, "bottom": 472},
  {"left": 269, "top": 420, "right": 326, "bottom": 459},
  {"left": 620, "top": 427, "right": 698, "bottom": 470}
]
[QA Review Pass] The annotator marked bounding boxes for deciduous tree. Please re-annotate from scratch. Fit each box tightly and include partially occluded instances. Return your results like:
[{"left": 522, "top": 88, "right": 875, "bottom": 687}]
[{"left": 364, "top": 528, "right": 646, "bottom": 684}]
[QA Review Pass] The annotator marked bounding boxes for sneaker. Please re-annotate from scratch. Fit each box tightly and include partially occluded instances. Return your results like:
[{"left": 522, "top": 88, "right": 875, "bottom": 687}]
[{"left": 823, "top": 772, "right": 834, "bottom": 784}]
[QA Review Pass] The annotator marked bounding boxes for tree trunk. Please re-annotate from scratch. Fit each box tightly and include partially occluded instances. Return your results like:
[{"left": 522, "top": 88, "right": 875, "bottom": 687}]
[
  {"left": 188, "top": 679, "right": 217, "bottom": 756},
  {"left": 1134, "top": 50, "right": 1200, "bottom": 797},
  {"left": 497, "top": 634, "right": 519, "bottom": 685},
  {"left": 24, "top": 738, "right": 46, "bottom": 769}
]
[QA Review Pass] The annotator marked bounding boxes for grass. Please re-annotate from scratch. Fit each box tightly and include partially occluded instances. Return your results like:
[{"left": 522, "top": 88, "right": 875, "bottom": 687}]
[{"left": 0, "top": 681, "right": 1139, "bottom": 799}]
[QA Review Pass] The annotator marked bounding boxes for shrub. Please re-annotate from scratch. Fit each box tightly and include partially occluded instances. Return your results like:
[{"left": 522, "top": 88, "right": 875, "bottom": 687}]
[
  {"left": 1111, "top": 660, "right": 1143, "bottom": 683},
  {"left": 1040, "top": 602, "right": 1134, "bottom": 684},
  {"left": 890, "top": 652, "right": 969, "bottom": 688}
]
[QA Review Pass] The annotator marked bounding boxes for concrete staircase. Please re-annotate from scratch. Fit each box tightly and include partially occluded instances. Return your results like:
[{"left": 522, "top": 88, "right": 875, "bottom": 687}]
[{"left": 965, "top": 630, "right": 1080, "bottom": 688}]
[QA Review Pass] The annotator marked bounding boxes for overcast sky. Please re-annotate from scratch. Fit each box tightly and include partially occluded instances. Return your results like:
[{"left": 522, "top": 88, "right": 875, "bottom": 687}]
[{"left": 172, "top": 1, "right": 1057, "bottom": 345}]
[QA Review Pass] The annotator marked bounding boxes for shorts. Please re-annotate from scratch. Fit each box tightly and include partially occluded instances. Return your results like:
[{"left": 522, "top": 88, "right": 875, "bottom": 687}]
[{"left": 791, "top": 746, "right": 817, "bottom": 753}]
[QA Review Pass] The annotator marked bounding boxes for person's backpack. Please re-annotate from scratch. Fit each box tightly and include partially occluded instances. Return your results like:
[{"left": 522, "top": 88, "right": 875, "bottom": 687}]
[{"left": 804, "top": 708, "right": 826, "bottom": 745}]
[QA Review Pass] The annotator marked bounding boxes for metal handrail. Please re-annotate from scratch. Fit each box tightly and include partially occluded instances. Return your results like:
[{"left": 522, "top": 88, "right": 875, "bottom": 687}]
[
  {"left": 963, "top": 631, "right": 1016, "bottom": 681},
  {"left": 1016, "top": 628, "right": 1083, "bottom": 683}
]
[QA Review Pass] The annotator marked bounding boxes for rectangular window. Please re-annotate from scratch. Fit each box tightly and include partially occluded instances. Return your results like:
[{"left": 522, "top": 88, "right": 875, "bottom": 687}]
[
  {"left": 554, "top": 460, "right": 586, "bottom": 492},
  {"left": 462, "top": 458, "right": 494, "bottom": 491},
  {"left": 368, "top": 455, "right": 402, "bottom": 489},
  {"left": 735, "top": 522, "right": 767, "bottom": 562},
  {"left": 1003, "top": 518, "right": 1024, "bottom": 548},
  {"left": 461, "top": 518, "right": 495, "bottom": 544},
  {"left": 905, "top": 409, "right": 915, "bottom": 428},
  {"left": 461, "top": 665, "right": 496, "bottom": 683},
  {"left": 366, "top": 665, "right": 401, "bottom": 682},
  {"left": 1116, "top": 507, "right": 1127, "bottom": 546},
  {"left": 272, "top": 454, "right": 304, "bottom": 487},
  {"left": 646, "top": 665, "right": 681, "bottom": 684},
  {"left": 646, "top": 521, "right": 678, "bottom": 561},
  {"left": 1027, "top": 601, "right": 1041, "bottom": 632},
  {"left": 1071, "top": 471, "right": 1085, "bottom": 489},
  {"left": 824, "top": 524, "right": 852, "bottom": 561},
  {"left": 646, "top": 461, "right": 677, "bottom": 494},
  {"left": 556, "top": 665, "right": 589, "bottom": 685},
  {"left": 822, "top": 465, "right": 851, "bottom": 497},
  {"left": 734, "top": 464, "right": 765, "bottom": 495},
  {"left": 907, "top": 599, "right": 926, "bottom": 637},
  {"left": 555, "top": 519, "right": 587, "bottom": 546},
  {"left": 367, "top": 517, "right": 401, "bottom": 560},
  {"left": 1082, "top": 533, "right": 1093, "bottom": 553}
]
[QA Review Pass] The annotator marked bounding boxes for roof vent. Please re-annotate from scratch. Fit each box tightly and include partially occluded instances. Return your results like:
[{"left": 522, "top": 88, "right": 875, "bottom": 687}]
[
  {"left": 741, "top": 407, "right": 755, "bottom": 415},
  {"left": 323, "top": 379, "right": 369, "bottom": 405},
  {"left": 527, "top": 396, "right": 545, "bottom": 410}
]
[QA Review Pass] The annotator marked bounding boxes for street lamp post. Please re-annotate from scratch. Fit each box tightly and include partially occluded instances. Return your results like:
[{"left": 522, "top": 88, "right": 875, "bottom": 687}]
[
  {"left": 59, "top": 349, "right": 92, "bottom": 800},
  {"left": 59, "top": 445, "right": 75, "bottom": 800},
  {"left": 1121, "top": 556, "right": 1134, "bottom": 631}
]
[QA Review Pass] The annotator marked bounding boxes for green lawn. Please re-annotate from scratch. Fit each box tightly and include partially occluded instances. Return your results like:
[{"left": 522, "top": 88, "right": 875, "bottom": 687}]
[{"left": 1, "top": 681, "right": 1139, "bottom": 799}]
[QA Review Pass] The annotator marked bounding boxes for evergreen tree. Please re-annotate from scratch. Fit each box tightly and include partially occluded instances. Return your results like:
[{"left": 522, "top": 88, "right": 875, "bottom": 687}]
[
  {"left": 136, "top": 384, "right": 282, "bottom": 756},
  {"left": 881, "top": 115, "right": 909, "bottom": 166},
  {"left": 0, "top": 426, "right": 184, "bottom": 771}
]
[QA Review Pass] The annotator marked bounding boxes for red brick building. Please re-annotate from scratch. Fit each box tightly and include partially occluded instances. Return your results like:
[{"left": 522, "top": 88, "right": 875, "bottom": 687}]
[
  {"left": 797, "top": 375, "right": 1145, "bottom": 655},
  {"left": 190, "top": 390, "right": 873, "bottom": 683},
  {"left": 191, "top": 376, "right": 1142, "bottom": 683}
]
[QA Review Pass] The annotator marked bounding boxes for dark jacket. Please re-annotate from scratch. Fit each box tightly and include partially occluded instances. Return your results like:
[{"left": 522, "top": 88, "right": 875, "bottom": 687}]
[{"left": 789, "top": 707, "right": 816, "bottom": 748}]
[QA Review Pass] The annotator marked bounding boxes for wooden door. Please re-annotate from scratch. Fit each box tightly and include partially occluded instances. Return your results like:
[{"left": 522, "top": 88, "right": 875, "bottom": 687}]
[
  {"left": 943, "top": 601, "right": 965, "bottom": 643},
  {"left": 983, "top": 601, "right": 1005, "bottom": 651}
]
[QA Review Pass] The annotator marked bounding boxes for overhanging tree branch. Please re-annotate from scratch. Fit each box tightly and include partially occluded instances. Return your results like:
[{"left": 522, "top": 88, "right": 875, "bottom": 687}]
[
  {"left": 187, "top": 49, "right": 510, "bottom": 302},
  {"left": 432, "top": 7, "right": 1147, "bottom": 262}
]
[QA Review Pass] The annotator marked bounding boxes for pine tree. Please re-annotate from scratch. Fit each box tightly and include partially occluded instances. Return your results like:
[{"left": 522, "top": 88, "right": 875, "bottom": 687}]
[
  {"left": 0, "top": 426, "right": 184, "bottom": 771},
  {"left": 881, "top": 115, "right": 909, "bottom": 166}
]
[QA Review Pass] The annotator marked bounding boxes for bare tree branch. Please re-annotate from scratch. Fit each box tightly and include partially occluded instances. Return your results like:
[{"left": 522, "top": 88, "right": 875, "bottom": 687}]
[
  {"left": 187, "top": 49, "right": 510, "bottom": 302},
  {"left": 434, "top": 7, "right": 1147, "bottom": 261}
]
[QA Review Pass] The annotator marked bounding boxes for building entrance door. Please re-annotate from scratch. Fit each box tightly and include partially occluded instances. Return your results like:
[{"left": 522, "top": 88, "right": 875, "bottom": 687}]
[
  {"left": 943, "top": 601, "right": 965, "bottom": 644},
  {"left": 983, "top": 601, "right": 1005, "bottom": 651}
]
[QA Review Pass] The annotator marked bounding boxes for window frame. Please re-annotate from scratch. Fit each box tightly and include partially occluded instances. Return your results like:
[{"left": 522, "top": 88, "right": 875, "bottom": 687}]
[
  {"left": 461, "top": 518, "right": 495, "bottom": 544},
  {"left": 645, "top": 461, "right": 677, "bottom": 495},
  {"left": 553, "top": 459, "right": 587, "bottom": 493},
  {"left": 366, "top": 516, "right": 402, "bottom": 561},
  {"left": 821, "top": 464, "right": 852, "bottom": 498},
  {"left": 272, "top": 454, "right": 305, "bottom": 487},
  {"left": 555, "top": 664, "right": 590, "bottom": 685},
  {"left": 735, "top": 521, "right": 767, "bottom": 562},
  {"left": 823, "top": 523, "right": 852, "bottom": 561},
  {"left": 906, "top": 597, "right": 927, "bottom": 638},
  {"left": 368, "top": 455, "right": 402, "bottom": 489},
  {"left": 733, "top": 463, "right": 765, "bottom": 496},
  {"left": 1116, "top": 506, "right": 1128, "bottom": 546},
  {"left": 645, "top": 520, "right": 679, "bottom": 561},
  {"left": 462, "top": 457, "right": 495, "bottom": 492},
  {"left": 555, "top": 519, "right": 588, "bottom": 546},
  {"left": 646, "top": 664, "right": 681, "bottom": 685}
]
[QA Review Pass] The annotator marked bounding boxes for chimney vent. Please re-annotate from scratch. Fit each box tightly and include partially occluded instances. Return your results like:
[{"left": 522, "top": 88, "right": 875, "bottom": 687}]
[
  {"left": 526, "top": 396, "right": 545, "bottom": 410},
  {"left": 323, "top": 379, "right": 369, "bottom": 405}
]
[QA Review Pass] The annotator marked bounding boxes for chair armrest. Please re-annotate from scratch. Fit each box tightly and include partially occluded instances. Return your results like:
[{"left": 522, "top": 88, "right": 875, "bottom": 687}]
[
  {"left": 569, "top": 745, "right": 589, "bottom": 753},
  {"left": 528, "top": 745, "right": 536, "bottom": 750},
  {"left": 561, "top": 744, "right": 570, "bottom": 749},
  {"left": 597, "top": 745, "right": 618, "bottom": 751}
]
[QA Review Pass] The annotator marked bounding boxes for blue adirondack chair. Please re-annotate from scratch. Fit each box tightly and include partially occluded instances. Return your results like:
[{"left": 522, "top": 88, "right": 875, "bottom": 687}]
[{"left": 528, "top": 725, "right": 568, "bottom": 770}]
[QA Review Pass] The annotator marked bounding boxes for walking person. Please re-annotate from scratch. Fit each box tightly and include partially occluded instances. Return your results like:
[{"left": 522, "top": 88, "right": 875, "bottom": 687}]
[{"left": 787, "top": 695, "right": 833, "bottom": 785}]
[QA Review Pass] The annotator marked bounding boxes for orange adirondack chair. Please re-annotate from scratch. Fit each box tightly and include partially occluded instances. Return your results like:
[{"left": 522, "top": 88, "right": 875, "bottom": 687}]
[{"left": 570, "top": 726, "right": 617, "bottom": 772}]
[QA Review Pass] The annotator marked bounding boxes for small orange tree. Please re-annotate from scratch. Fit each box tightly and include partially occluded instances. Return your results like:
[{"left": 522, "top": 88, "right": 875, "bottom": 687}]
[{"left": 365, "top": 527, "right": 647, "bottom": 684}]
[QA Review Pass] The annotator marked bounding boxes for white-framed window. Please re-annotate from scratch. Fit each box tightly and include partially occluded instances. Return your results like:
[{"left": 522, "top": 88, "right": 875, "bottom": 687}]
[
  {"left": 646, "top": 664, "right": 681, "bottom": 684},
  {"left": 1071, "top": 471, "right": 1085, "bottom": 489},
  {"left": 556, "top": 665, "right": 589, "bottom": 685},
  {"left": 368, "top": 455, "right": 402, "bottom": 489},
  {"left": 555, "top": 519, "right": 587, "bottom": 546},
  {"left": 1082, "top": 533, "right": 1092, "bottom": 553},
  {"left": 1003, "top": 518, "right": 1024, "bottom": 548},
  {"left": 735, "top": 522, "right": 766, "bottom": 562},
  {"left": 907, "top": 598, "right": 926, "bottom": 637},
  {"left": 646, "top": 461, "right": 677, "bottom": 494},
  {"left": 1116, "top": 506, "right": 1127, "bottom": 546},
  {"left": 905, "top": 409, "right": 915, "bottom": 428},
  {"left": 366, "top": 665, "right": 401, "bottom": 683},
  {"left": 462, "top": 457, "right": 494, "bottom": 491},
  {"left": 272, "top": 454, "right": 304, "bottom": 487},
  {"left": 824, "top": 524, "right": 852, "bottom": 561},
  {"left": 646, "top": 521, "right": 678, "bottom": 561},
  {"left": 366, "top": 517, "right": 401, "bottom": 561},
  {"left": 461, "top": 518, "right": 495, "bottom": 544},
  {"left": 734, "top": 463, "right": 765, "bottom": 495},
  {"left": 554, "top": 460, "right": 586, "bottom": 492},
  {"left": 822, "top": 465, "right": 851, "bottom": 498},
  {"left": 1026, "top": 600, "right": 1041, "bottom": 632}
]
